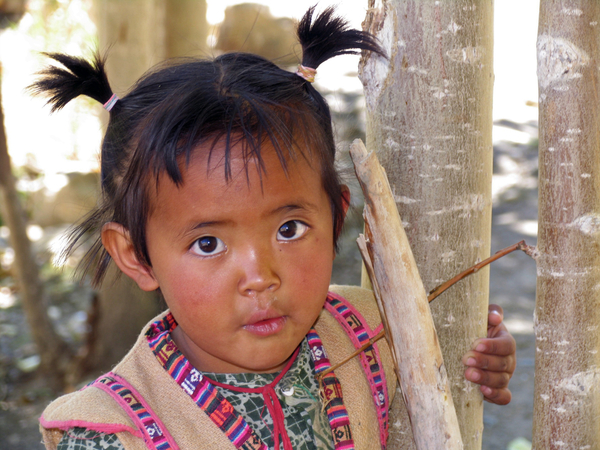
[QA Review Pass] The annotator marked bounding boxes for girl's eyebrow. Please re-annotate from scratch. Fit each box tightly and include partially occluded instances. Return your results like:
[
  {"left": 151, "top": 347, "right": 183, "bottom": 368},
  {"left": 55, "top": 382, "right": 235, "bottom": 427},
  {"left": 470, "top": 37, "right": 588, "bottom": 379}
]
[
  {"left": 179, "top": 220, "right": 232, "bottom": 238},
  {"left": 179, "top": 202, "right": 319, "bottom": 237},
  {"left": 271, "top": 201, "right": 320, "bottom": 215}
]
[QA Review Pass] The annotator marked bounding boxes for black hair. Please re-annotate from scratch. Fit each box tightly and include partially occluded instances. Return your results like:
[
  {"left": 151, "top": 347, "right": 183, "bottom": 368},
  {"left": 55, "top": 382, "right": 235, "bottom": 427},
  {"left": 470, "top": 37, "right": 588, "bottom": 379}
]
[{"left": 29, "top": 6, "right": 385, "bottom": 286}]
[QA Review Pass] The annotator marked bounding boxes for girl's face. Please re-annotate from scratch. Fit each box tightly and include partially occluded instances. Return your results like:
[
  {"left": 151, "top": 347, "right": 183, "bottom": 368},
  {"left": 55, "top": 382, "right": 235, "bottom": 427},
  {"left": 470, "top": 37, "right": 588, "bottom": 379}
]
[{"left": 141, "top": 141, "right": 338, "bottom": 373}]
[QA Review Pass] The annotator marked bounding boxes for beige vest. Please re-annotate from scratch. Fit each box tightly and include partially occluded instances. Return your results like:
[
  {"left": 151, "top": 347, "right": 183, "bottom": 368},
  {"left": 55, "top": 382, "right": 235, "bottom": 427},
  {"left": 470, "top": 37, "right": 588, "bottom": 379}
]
[{"left": 40, "top": 285, "right": 396, "bottom": 450}]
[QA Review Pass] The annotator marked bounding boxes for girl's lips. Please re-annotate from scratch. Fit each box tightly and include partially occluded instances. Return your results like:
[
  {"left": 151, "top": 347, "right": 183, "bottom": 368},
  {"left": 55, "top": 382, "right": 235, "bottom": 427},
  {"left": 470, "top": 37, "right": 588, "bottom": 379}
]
[{"left": 243, "top": 316, "right": 287, "bottom": 336}]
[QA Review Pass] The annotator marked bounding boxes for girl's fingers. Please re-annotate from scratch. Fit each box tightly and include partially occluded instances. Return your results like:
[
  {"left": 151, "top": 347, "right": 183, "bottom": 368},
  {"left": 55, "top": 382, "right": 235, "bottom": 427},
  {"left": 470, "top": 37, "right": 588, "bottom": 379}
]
[
  {"left": 465, "top": 366, "right": 511, "bottom": 389},
  {"left": 463, "top": 351, "right": 516, "bottom": 374},
  {"left": 487, "top": 304, "right": 504, "bottom": 328},
  {"left": 473, "top": 330, "right": 517, "bottom": 357},
  {"left": 480, "top": 386, "right": 512, "bottom": 406},
  {"left": 462, "top": 304, "right": 516, "bottom": 405}
]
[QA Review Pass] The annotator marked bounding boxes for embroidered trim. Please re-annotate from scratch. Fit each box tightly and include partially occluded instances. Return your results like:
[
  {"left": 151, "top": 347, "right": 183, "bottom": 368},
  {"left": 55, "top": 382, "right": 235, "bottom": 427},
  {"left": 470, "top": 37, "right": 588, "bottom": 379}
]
[
  {"left": 38, "top": 417, "right": 141, "bottom": 438},
  {"left": 89, "top": 373, "right": 178, "bottom": 450},
  {"left": 147, "top": 317, "right": 266, "bottom": 450},
  {"left": 325, "top": 292, "right": 389, "bottom": 449},
  {"left": 306, "top": 329, "right": 353, "bottom": 449}
]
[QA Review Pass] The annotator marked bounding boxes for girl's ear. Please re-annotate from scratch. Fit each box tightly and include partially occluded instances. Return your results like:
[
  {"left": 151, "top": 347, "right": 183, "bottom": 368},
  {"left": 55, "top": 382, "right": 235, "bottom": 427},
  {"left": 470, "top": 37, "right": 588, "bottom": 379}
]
[{"left": 101, "top": 222, "right": 159, "bottom": 292}]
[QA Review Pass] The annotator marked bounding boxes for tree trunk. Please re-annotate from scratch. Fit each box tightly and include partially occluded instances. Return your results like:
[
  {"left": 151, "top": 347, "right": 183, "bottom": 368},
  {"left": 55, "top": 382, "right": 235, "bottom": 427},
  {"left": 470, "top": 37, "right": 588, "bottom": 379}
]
[
  {"left": 93, "top": 0, "right": 208, "bottom": 92},
  {"left": 532, "top": 2, "right": 600, "bottom": 448},
  {"left": 86, "top": 0, "right": 207, "bottom": 373},
  {"left": 165, "top": 0, "right": 208, "bottom": 58},
  {"left": 360, "top": 1, "right": 493, "bottom": 449},
  {"left": 0, "top": 68, "right": 71, "bottom": 387},
  {"left": 93, "top": 0, "right": 166, "bottom": 92}
]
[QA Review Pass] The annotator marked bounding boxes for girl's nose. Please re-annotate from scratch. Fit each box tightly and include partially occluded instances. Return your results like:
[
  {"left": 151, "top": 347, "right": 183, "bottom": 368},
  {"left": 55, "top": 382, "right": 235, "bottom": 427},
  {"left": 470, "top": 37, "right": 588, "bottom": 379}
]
[{"left": 237, "top": 246, "right": 280, "bottom": 296}]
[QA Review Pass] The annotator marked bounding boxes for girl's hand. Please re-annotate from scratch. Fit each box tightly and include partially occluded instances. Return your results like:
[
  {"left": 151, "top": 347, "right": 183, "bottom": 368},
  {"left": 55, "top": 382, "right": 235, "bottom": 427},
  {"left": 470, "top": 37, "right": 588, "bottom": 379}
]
[{"left": 462, "top": 304, "right": 516, "bottom": 405}]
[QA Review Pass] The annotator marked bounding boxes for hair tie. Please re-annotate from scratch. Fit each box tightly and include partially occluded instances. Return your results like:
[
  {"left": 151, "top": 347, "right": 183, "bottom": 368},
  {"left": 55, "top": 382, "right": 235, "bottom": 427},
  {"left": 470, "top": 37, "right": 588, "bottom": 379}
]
[
  {"left": 103, "top": 93, "right": 119, "bottom": 112},
  {"left": 296, "top": 64, "right": 317, "bottom": 83}
]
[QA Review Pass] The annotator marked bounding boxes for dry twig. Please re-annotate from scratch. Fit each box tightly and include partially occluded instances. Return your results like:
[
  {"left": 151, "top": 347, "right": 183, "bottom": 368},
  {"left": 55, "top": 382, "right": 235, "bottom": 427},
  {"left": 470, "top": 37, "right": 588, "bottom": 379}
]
[{"left": 318, "top": 240, "right": 536, "bottom": 379}]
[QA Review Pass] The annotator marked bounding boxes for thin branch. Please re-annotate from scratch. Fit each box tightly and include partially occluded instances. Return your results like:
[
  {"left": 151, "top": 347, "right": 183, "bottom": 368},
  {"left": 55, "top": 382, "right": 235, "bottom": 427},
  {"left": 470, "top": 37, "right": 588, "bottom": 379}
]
[
  {"left": 427, "top": 240, "right": 535, "bottom": 302},
  {"left": 318, "top": 329, "right": 386, "bottom": 379},
  {"left": 318, "top": 240, "right": 536, "bottom": 379}
]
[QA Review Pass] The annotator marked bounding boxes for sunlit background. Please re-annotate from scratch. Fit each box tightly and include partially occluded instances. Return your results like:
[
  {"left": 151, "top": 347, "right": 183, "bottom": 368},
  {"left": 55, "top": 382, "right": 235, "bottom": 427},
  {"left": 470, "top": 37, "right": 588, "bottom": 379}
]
[{"left": 0, "top": 0, "right": 539, "bottom": 174}]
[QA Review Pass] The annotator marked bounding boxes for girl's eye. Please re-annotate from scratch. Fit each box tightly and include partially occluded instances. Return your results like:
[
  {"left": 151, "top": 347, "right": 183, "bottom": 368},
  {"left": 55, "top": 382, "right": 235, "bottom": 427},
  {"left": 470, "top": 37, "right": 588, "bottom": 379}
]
[
  {"left": 277, "top": 220, "right": 309, "bottom": 241},
  {"left": 190, "top": 236, "right": 226, "bottom": 256}
]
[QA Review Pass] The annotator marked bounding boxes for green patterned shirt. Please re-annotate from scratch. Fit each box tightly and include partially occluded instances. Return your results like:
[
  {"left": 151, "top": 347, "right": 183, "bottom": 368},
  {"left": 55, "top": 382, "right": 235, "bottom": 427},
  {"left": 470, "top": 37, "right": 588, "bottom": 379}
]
[{"left": 56, "top": 427, "right": 124, "bottom": 450}]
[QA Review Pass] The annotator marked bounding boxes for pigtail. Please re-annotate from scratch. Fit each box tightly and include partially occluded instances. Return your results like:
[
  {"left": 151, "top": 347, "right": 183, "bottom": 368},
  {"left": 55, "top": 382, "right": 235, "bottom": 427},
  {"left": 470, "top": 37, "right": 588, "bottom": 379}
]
[
  {"left": 28, "top": 52, "right": 114, "bottom": 112},
  {"left": 297, "top": 6, "right": 385, "bottom": 71}
]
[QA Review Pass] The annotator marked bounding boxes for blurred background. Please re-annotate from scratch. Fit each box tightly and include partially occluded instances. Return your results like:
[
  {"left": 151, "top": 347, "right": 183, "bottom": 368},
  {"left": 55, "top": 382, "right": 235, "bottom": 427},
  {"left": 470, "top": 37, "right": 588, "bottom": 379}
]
[{"left": 0, "top": 1, "right": 539, "bottom": 449}]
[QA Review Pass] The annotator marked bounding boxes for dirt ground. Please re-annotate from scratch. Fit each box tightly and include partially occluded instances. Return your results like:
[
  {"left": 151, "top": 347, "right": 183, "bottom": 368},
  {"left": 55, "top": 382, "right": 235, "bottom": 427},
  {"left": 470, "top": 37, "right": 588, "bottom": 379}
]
[{"left": 0, "top": 122, "right": 538, "bottom": 449}]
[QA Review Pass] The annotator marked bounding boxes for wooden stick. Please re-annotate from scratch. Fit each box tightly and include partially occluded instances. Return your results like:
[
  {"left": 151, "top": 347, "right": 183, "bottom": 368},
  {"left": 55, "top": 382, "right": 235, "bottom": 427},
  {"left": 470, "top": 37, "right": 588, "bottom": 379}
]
[{"left": 349, "top": 139, "right": 463, "bottom": 449}]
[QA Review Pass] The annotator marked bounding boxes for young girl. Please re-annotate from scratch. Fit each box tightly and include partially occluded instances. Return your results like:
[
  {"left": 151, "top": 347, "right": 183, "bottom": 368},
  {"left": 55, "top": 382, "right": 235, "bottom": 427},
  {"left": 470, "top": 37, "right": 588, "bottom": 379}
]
[{"left": 32, "top": 7, "right": 516, "bottom": 450}]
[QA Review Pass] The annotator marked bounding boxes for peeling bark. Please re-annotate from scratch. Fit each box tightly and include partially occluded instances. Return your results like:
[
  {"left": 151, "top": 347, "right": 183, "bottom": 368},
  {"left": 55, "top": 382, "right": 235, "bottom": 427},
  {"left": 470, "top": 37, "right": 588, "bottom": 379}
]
[
  {"left": 533, "top": 2, "right": 600, "bottom": 448},
  {"left": 360, "top": 1, "right": 493, "bottom": 449}
]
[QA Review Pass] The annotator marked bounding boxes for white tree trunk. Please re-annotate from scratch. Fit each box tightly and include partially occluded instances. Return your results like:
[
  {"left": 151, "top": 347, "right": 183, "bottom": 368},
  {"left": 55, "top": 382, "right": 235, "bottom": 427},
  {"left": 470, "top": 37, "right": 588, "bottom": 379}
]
[
  {"left": 360, "top": 1, "right": 493, "bottom": 448},
  {"left": 93, "top": 0, "right": 166, "bottom": 91},
  {"left": 533, "top": 2, "right": 600, "bottom": 448}
]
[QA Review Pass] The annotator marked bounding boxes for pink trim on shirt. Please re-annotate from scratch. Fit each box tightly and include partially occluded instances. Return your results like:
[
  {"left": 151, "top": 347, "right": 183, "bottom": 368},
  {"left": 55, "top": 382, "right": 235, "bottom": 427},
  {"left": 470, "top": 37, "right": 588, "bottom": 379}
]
[
  {"left": 91, "top": 372, "right": 180, "bottom": 450},
  {"left": 325, "top": 291, "right": 390, "bottom": 449},
  {"left": 39, "top": 416, "right": 143, "bottom": 438}
]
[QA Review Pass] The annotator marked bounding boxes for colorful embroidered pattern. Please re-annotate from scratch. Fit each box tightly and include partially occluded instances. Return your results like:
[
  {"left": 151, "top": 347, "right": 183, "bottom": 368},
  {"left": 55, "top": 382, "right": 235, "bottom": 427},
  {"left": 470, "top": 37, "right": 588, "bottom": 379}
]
[
  {"left": 91, "top": 374, "right": 173, "bottom": 450},
  {"left": 305, "top": 329, "right": 353, "bottom": 449},
  {"left": 147, "top": 316, "right": 267, "bottom": 450},
  {"left": 325, "top": 293, "right": 389, "bottom": 449}
]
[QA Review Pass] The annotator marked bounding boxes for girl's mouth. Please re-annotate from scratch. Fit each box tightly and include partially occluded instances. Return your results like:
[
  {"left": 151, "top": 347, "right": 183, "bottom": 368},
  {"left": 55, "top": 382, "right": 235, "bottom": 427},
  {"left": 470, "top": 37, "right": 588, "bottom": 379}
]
[{"left": 243, "top": 316, "right": 287, "bottom": 336}]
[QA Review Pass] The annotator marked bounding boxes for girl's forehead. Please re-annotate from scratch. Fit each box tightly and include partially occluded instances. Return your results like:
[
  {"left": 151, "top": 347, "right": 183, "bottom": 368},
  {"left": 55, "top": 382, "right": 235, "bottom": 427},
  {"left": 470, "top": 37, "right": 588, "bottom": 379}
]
[
  {"left": 147, "top": 140, "right": 330, "bottom": 226},
  {"left": 184, "top": 138, "right": 319, "bottom": 184},
  {"left": 150, "top": 139, "right": 324, "bottom": 205}
]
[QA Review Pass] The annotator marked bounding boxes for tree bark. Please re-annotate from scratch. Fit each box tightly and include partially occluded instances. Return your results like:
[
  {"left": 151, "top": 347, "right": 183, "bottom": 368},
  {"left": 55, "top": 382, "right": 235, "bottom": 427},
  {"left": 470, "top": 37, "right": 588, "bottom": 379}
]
[
  {"left": 0, "top": 69, "right": 71, "bottom": 387},
  {"left": 360, "top": 1, "right": 493, "bottom": 449},
  {"left": 533, "top": 2, "right": 600, "bottom": 448},
  {"left": 351, "top": 139, "right": 463, "bottom": 450}
]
